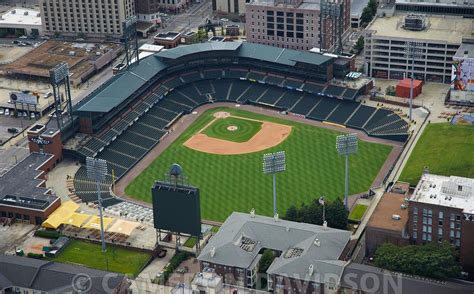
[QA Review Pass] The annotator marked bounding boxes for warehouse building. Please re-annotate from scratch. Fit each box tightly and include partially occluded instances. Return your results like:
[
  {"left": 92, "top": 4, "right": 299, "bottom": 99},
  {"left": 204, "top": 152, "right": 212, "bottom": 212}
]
[{"left": 0, "top": 8, "right": 42, "bottom": 37}]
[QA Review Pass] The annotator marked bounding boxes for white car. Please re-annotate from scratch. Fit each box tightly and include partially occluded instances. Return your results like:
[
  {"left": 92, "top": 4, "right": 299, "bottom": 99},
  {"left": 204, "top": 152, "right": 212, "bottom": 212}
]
[
  {"left": 5, "top": 109, "right": 10, "bottom": 116},
  {"left": 30, "top": 112, "right": 36, "bottom": 119},
  {"left": 220, "top": 18, "right": 229, "bottom": 22},
  {"left": 0, "top": 108, "right": 3, "bottom": 115},
  {"left": 19, "top": 35, "right": 28, "bottom": 39},
  {"left": 44, "top": 92, "right": 52, "bottom": 98}
]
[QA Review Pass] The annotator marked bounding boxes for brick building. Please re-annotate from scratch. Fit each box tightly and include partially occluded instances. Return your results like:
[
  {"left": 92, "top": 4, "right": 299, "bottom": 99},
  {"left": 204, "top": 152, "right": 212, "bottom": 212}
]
[
  {"left": 365, "top": 191, "right": 410, "bottom": 256},
  {"left": 198, "top": 212, "right": 351, "bottom": 293},
  {"left": 408, "top": 173, "right": 474, "bottom": 275}
]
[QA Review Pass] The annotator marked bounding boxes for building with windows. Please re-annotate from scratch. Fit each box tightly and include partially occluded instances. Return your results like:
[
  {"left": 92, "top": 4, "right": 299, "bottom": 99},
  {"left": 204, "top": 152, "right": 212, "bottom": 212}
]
[
  {"left": 135, "top": 0, "right": 161, "bottom": 24},
  {"left": 39, "top": 0, "right": 135, "bottom": 38},
  {"left": 213, "top": 0, "right": 247, "bottom": 16},
  {"left": 364, "top": 13, "right": 474, "bottom": 83},
  {"left": 408, "top": 173, "right": 474, "bottom": 275},
  {"left": 350, "top": 0, "right": 369, "bottom": 28},
  {"left": 378, "top": 0, "right": 474, "bottom": 18},
  {"left": 245, "top": 0, "right": 350, "bottom": 52},
  {"left": 0, "top": 8, "right": 43, "bottom": 37},
  {"left": 198, "top": 212, "right": 351, "bottom": 293}
]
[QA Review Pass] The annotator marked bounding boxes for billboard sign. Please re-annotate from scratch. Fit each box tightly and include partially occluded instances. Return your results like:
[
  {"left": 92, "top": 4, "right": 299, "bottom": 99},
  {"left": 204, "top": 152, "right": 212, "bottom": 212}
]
[
  {"left": 49, "top": 62, "right": 69, "bottom": 84},
  {"left": 451, "top": 57, "right": 474, "bottom": 92},
  {"left": 9, "top": 92, "right": 38, "bottom": 105}
]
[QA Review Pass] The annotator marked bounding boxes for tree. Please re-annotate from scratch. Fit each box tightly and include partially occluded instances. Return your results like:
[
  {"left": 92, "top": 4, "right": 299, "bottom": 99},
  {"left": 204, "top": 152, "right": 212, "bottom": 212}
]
[
  {"left": 374, "top": 242, "right": 461, "bottom": 279},
  {"left": 353, "top": 36, "right": 365, "bottom": 54},
  {"left": 360, "top": 0, "right": 378, "bottom": 26},
  {"left": 258, "top": 249, "right": 275, "bottom": 273},
  {"left": 283, "top": 197, "right": 349, "bottom": 230}
]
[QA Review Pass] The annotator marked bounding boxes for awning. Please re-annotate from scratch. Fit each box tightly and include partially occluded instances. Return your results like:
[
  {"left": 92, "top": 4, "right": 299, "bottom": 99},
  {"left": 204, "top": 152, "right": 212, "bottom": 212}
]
[
  {"left": 107, "top": 219, "right": 139, "bottom": 236},
  {"left": 42, "top": 201, "right": 80, "bottom": 229},
  {"left": 65, "top": 213, "right": 91, "bottom": 228},
  {"left": 82, "top": 216, "right": 115, "bottom": 230}
]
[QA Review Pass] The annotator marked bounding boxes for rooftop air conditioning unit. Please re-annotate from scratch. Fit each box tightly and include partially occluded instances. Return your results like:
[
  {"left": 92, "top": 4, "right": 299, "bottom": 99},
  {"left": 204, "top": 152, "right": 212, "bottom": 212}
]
[{"left": 392, "top": 214, "right": 401, "bottom": 220}]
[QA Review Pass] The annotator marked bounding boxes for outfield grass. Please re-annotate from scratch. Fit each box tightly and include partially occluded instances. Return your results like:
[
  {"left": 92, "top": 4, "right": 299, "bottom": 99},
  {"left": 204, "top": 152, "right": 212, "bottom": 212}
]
[
  {"left": 349, "top": 204, "right": 368, "bottom": 221},
  {"left": 183, "top": 237, "right": 197, "bottom": 248},
  {"left": 399, "top": 123, "right": 474, "bottom": 186},
  {"left": 125, "top": 107, "right": 392, "bottom": 222},
  {"left": 52, "top": 240, "right": 151, "bottom": 277},
  {"left": 203, "top": 116, "right": 262, "bottom": 143}
]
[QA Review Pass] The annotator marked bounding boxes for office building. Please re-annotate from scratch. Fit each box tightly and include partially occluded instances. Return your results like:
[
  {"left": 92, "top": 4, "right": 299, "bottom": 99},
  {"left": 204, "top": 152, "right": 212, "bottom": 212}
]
[
  {"left": 408, "top": 174, "right": 474, "bottom": 274},
  {"left": 135, "top": 0, "right": 161, "bottom": 23},
  {"left": 350, "top": 0, "right": 369, "bottom": 28},
  {"left": 364, "top": 13, "right": 474, "bottom": 83},
  {"left": 40, "top": 0, "right": 135, "bottom": 38},
  {"left": 245, "top": 0, "right": 350, "bottom": 52},
  {"left": 378, "top": 0, "right": 474, "bottom": 18},
  {"left": 213, "top": 0, "right": 246, "bottom": 16},
  {"left": 0, "top": 8, "right": 43, "bottom": 37},
  {"left": 198, "top": 212, "right": 351, "bottom": 293}
]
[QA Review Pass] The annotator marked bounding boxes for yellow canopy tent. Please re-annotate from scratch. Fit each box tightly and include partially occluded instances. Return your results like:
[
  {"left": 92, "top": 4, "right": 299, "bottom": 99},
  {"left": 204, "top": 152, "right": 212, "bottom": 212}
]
[
  {"left": 82, "top": 216, "right": 115, "bottom": 230},
  {"left": 107, "top": 219, "right": 139, "bottom": 236},
  {"left": 42, "top": 201, "right": 80, "bottom": 229},
  {"left": 65, "top": 213, "right": 91, "bottom": 228}
]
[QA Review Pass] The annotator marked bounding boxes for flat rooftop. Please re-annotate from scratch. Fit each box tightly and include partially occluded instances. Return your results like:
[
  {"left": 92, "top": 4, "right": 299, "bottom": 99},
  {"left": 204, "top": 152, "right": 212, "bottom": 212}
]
[
  {"left": 454, "top": 40, "right": 474, "bottom": 59},
  {"left": 410, "top": 174, "right": 474, "bottom": 214},
  {"left": 367, "top": 192, "right": 408, "bottom": 232},
  {"left": 0, "top": 152, "right": 56, "bottom": 210},
  {"left": 351, "top": 0, "right": 369, "bottom": 17},
  {"left": 154, "top": 32, "right": 180, "bottom": 40},
  {"left": 0, "top": 8, "right": 41, "bottom": 27},
  {"left": 366, "top": 14, "right": 474, "bottom": 44},
  {"left": 247, "top": 0, "right": 321, "bottom": 10}
]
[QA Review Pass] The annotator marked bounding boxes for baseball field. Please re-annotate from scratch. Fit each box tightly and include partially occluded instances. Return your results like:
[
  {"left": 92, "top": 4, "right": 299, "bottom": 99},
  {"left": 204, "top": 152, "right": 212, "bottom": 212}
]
[{"left": 125, "top": 107, "right": 393, "bottom": 222}]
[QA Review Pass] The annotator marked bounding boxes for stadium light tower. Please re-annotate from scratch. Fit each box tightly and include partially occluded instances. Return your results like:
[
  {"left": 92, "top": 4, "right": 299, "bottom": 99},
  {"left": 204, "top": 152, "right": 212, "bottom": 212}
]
[
  {"left": 336, "top": 134, "right": 358, "bottom": 210},
  {"left": 263, "top": 151, "right": 286, "bottom": 217},
  {"left": 405, "top": 41, "right": 423, "bottom": 121},
  {"left": 86, "top": 157, "right": 108, "bottom": 253}
]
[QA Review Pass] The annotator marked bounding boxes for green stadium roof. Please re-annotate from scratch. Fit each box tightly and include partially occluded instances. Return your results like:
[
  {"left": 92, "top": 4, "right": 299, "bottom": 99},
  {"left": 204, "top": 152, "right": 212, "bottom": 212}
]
[
  {"left": 76, "top": 43, "right": 334, "bottom": 113},
  {"left": 76, "top": 55, "right": 167, "bottom": 113}
]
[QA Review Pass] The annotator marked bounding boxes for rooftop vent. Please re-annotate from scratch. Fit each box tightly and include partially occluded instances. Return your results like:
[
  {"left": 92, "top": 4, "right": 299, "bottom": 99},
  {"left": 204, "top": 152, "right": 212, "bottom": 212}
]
[
  {"left": 239, "top": 236, "right": 257, "bottom": 252},
  {"left": 24, "top": 11, "right": 28, "bottom": 15},
  {"left": 284, "top": 247, "right": 304, "bottom": 258},
  {"left": 314, "top": 238, "right": 321, "bottom": 247},
  {"left": 403, "top": 14, "right": 427, "bottom": 31},
  {"left": 309, "top": 264, "right": 314, "bottom": 276},
  {"left": 250, "top": 208, "right": 255, "bottom": 217},
  {"left": 392, "top": 214, "right": 401, "bottom": 220},
  {"left": 210, "top": 246, "right": 216, "bottom": 257}
]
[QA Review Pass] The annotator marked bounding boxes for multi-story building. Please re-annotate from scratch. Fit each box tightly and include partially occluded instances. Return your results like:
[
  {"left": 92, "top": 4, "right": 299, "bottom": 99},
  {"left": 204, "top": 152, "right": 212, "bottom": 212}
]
[
  {"left": 364, "top": 13, "right": 474, "bottom": 83},
  {"left": 40, "top": 0, "right": 135, "bottom": 38},
  {"left": 135, "top": 0, "right": 161, "bottom": 23},
  {"left": 198, "top": 212, "right": 351, "bottom": 293},
  {"left": 408, "top": 173, "right": 474, "bottom": 275},
  {"left": 213, "top": 0, "right": 246, "bottom": 16},
  {"left": 245, "top": 0, "right": 350, "bottom": 52},
  {"left": 150, "top": 0, "right": 189, "bottom": 13},
  {"left": 378, "top": 0, "right": 474, "bottom": 18}
]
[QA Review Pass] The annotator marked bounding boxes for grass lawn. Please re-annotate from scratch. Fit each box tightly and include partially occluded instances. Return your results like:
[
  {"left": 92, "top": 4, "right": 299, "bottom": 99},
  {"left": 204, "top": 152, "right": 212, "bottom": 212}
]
[
  {"left": 52, "top": 240, "right": 151, "bottom": 277},
  {"left": 183, "top": 237, "right": 197, "bottom": 248},
  {"left": 349, "top": 204, "right": 368, "bottom": 221},
  {"left": 125, "top": 107, "right": 392, "bottom": 222},
  {"left": 202, "top": 116, "right": 262, "bottom": 143},
  {"left": 399, "top": 123, "right": 474, "bottom": 186}
]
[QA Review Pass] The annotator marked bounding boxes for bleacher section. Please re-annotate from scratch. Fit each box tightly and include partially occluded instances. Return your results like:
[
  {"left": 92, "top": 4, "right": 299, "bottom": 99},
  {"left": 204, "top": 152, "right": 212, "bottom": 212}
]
[{"left": 73, "top": 66, "right": 409, "bottom": 204}]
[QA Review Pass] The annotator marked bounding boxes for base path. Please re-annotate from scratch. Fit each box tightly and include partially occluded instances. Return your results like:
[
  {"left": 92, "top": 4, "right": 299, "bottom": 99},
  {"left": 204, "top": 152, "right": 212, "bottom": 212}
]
[{"left": 184, "top": 121, "right": 292, "bottom": 155}]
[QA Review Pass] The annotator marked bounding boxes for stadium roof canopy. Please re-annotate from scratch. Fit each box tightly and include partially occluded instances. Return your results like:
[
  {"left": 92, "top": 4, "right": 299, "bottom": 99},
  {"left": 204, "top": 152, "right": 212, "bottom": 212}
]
[{"left": 76, "top": 43, "right": 334, "bottom": 113}]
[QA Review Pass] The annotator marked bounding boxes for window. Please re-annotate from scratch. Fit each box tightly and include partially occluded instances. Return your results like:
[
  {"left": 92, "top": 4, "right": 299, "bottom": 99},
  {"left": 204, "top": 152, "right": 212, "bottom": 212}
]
[
  {"left": 413, "top": 215, "right": 418, "bottom": 222},
  {"left": 413, "top": 231, "right": 417, "bottom": 239},
  {"left": 458, "top": 185, "right": 463, "bottom": 192},
  {"left": 413, "top": 207, "right": 418, "bottom": 215},
  {"left": 456, "top": 231, "right": 461, "bottom": 238},
  {"left": 438, "top": 227, "right": 443, "bottom": 235},
  {"left": 439, "top": 211, "right": 443, "bottom": 219}
]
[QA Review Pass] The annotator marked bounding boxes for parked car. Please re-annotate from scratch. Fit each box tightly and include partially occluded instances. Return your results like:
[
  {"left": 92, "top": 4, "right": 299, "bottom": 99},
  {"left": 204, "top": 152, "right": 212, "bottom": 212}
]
[
  {"left": 12, "top": 40, "right": 20, "bottom": 44},
  {"left": 220, "top": 18, "right": 229, "bottom": 22},
  {"left": 44, "top": 92, "right": 52, "bottom": 98},
  {"left": 4, "top": 109, "right": 10, "bottom": 116},
  {"left": 30, "top": 112, "right": 36, "bottom": 119},
  {"left": 0, "top": 108, "right": 3, "bottom": 115},
  {"left": 7, "top": 128, "right": 18, "bottom": 134},
  {"left": 19, "top": 35, "right": 28, "bottom": 39}
]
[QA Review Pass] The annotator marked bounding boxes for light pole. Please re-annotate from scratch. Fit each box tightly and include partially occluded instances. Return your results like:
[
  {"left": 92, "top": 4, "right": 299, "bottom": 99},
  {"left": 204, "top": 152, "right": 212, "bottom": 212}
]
[
  {"left": 263, "top": 151, "right": 286, "bottom": 217},
  {"left": 86, "top": 157, "right": 108, "bottom": 252},
  {"left": 336, "top": 134, "right": 358, "bottom": 210},
  {"left": 319, "top": 196, "right": 326, "bottom": 225},
  {"left": 405, "top": 41, "right": 423, "bottom": 121}
]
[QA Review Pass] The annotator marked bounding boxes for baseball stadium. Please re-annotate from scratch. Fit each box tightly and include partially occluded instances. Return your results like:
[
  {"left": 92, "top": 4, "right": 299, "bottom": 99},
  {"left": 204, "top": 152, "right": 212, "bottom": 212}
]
[{"left": 68, "top": 42, "right": 409, "bottom": 222}]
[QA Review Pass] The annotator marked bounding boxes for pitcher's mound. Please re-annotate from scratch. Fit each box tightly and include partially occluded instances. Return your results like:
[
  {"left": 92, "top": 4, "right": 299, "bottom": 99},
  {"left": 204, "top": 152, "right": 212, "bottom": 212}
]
[{"left": 227, "top": 126, "right": 238, "bottom": 131}]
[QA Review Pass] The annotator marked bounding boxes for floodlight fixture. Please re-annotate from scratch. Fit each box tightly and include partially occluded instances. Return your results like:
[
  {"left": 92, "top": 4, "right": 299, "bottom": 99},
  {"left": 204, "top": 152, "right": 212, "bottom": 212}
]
[
  {"left": 263, "top": 151, "right": 286, "bottom": 216},
  {"left": 336, "top": 134, "right": 358, "bottom": 209},
  {"left": 405, "top": 41, "right": 424, "bottom": 121},
  {"left": 86, "top": 157, "right": 108, "bottom": 252}
]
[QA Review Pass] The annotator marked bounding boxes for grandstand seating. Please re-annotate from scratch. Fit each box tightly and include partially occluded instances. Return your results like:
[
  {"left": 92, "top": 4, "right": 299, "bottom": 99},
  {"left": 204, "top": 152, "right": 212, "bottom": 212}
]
[
  {"left": 74, "top": 64, "right": 410, "bottom": 204},
  {"left": 307, "top": 98, "right": 341, "bottom": 121}
]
